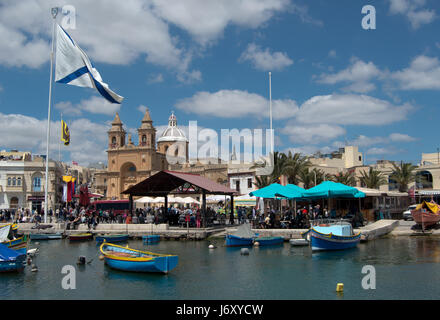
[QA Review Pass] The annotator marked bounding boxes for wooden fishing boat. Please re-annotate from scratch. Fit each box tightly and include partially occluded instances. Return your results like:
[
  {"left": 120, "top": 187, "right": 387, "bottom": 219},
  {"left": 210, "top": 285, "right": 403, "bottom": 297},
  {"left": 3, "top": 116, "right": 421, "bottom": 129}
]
[
  {"left": 96, "top": 234, "right": 129, "bottom": 243},
  {"left": 30, "top": 233, "right": 63, "bottom": 240},
  {"left": 3, "top": 235, "right": 28, "bottom": 255},
  {"left": 142, "top": 235, "right": 160, "bottom": 244},
  {"left": 225, "top": 223, "right": 256, "bottom": 247},
  {"left": 68, "top": 233, "right": 93, "bottom": 241},
  {"left": 0, "top": 243, "right": 26, "bottom": 272},
  {"left": 309, "top": 222, "right": 361, "bottom": 251},
  {"left": 411, "top": 201, "right": 440, "bottom": 228},
  {"left": 100, "top": 243, "right": 178, "bottom": 273},
  {"left": 254, "top": 236, "right": 284, "bottom": 246}
]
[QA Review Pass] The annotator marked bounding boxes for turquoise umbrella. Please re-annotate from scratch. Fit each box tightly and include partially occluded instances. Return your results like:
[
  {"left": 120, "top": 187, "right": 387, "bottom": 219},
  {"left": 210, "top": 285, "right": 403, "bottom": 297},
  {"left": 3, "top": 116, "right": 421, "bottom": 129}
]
[
  {"left": 274, "top": 184, "right": 305, "bottom": 199},
  {"left": 249, "top": 183, "right": 289, "bottom": 199},
  {"left": 302, "top": 181, "right": 365, "bottom": 199}
]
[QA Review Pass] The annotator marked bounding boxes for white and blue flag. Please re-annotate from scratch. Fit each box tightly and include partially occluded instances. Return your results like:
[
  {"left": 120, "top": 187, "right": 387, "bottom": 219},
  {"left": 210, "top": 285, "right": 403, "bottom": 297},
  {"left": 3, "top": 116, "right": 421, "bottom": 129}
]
[{"left": 55, "top": 24, "right": 123, "bottom": 104}]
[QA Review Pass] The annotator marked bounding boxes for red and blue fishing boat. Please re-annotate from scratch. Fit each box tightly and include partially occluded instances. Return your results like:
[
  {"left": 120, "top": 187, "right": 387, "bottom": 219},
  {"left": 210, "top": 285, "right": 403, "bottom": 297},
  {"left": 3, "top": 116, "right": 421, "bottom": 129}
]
[
  {"left": 309, "top": 222, "right": 361, "bottom": 251},
  {"left": 100, "top": 243, "right": 178, "bottom": 274},
  {"left": 96, "top": 234, "right": 129, "bottom": 243},
  {"left": 0, "top": 243, "right": 26, "bottom": 272}
]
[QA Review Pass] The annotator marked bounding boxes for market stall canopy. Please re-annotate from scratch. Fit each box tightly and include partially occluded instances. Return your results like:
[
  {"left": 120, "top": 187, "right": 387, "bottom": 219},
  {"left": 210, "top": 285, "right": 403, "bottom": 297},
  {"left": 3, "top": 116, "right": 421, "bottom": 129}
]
[
  {"left": 354, "top": 187, "right": 382, "bottom": 197},
  {"left": 302, "top": 181, "right": 366, "bottom": 199},
  {"left": 122, "top": 170, "right": 237, "bottom": 197},
  {"left": 234, "top": 194, "right": 257, "bottom": 206}
]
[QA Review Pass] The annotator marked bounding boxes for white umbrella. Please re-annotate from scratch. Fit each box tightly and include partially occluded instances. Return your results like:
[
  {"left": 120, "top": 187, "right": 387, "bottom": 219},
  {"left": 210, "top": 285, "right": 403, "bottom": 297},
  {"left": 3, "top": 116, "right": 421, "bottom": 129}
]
[
  {"left": 182, "top": 197, "right": 200, "bottom": 204},
  {"left": 134, "top": 196, "right": 155, "bottom": 203}
]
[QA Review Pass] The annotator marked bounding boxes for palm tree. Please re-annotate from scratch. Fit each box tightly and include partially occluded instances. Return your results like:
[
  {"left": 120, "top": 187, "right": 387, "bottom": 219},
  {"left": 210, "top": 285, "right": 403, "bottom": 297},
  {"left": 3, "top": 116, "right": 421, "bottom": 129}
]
[
  {"left": 298, "top": 167, "right": 329, "bottom": 189},
  {"left": 281, "top": 151, "right": 311, "bottom": 185},
  {"left": 389, "top": 161, "right": 417, "bottom": 192},
  {"left": 253, "top": 175, "right": 278, "bottom": 189},
  {"left": 331, "top": 170, "right": 357, "bottom": 186},
  {"left": 359, "top": 167, "right": 387, "bottom": 189}
]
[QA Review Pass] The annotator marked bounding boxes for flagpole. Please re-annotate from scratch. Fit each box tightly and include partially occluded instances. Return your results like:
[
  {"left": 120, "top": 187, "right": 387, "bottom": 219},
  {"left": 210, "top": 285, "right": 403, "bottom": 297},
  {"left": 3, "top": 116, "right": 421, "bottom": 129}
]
[
  {"left": 59, "top": 113, "right": 62, "bottom": 162},
  {"left": 44, "top": 8, "right": 58, "bottom": 224},
  {"left": 269, "top": 71, "right": 273, "bottom": 155}
]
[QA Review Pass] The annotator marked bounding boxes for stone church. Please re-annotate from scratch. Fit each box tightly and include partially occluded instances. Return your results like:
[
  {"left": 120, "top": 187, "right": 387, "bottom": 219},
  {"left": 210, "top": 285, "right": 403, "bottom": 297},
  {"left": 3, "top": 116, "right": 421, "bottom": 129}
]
[{"left": 95, "top": 108, "right": 228, "bottom": 200}]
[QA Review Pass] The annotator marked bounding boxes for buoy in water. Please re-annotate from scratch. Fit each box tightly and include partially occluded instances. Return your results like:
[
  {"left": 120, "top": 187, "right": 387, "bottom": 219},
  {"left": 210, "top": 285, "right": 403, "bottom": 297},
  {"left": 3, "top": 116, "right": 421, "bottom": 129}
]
[
  {"left": 27, "top": 257, "right": 32, "bottom": 265},
  {"left": 254, "top": 241, "right": 260, "bottom": 247},
  {"left": 208, "top": 244, "right": 215, "bottom": 249},
  {"left": 336, "top": 283, "right": 344, "bottom": 293},
  {"left": 99, "top": 255, "right": 105, "bottom": 260},
  {"left": 240, "top": 248, "right": 249, "bottom": 255},
  {"left": 31, "top": 264, "right": 38, "bottom": 272}
]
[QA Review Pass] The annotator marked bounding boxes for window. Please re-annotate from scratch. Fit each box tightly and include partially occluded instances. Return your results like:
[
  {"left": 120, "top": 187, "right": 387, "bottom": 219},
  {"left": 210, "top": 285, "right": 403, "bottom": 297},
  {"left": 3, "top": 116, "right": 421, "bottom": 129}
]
[
  {"left": 33, "top": 177, "right": 42, "bottom": 192},
  {"left": 359, "top": 156, "right": 362, "bottom": 161},
  {"left": 235, "top": 180, "right": 240, "bottom": 191},
  {"left": 248, "top": 178, "right": 253, "bottom": 189},
  {"left": 7, "top": 177, "right": 11, "bottom": 186},
  {"left": 12, "top": 177, "right": 16, "bottom": 186},
  {"left": 17, "top": 177, "right": 21, "bottom": 186},
  {"left": 112, "top": 137, "right": 116, "bottom": 144}
]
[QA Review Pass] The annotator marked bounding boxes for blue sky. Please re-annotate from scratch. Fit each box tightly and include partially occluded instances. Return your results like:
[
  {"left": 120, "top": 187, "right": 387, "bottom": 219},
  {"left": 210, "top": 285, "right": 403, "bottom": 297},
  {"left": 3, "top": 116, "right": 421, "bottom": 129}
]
[{"left": 0, "top": 0, "right": 439, "bottom": 165}]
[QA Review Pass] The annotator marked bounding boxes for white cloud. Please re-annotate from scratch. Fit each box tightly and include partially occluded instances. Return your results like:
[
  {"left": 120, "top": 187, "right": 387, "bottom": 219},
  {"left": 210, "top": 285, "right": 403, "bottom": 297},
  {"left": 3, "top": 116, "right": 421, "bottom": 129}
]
[
  {"left": 0, "top": 112, "right": 110, "bottom": 165},
  {"left": 281, "top": 123, "right": 346, "bottom": 144},
  {"left": 389, "top": 0, "right": 436, "bottom": 29},
  {"left": 137, "top": 105, "right": 148, "bottom": 114},
  {"left": 316, "top": 58, "right": 382, "bottom": 93},
  {"left": 147, "top": 73, "right": 164, "bottom": 84},
  {"left": 239, "top": 43, "right": 293, "bottom": 71},
  {"left": 328, "top": 50, "right": 337, "bottom": 58},
  {"left": 295, "top": 94, "right": 412, "bottom": 126},
  {"left": 150, "top": 0, "right": 290, "bottom": 45},
  {"left": 389, "top": 132, "right": 416, "bottom": 142},
  {"left": 175, "top": 89, "right": 298, "bottom": 120},
  {"left": 55, "top": 96, "right": 121, "bottom": 116},
  {"left": 391, "top": 55, "right": 440, "bottom": 90}
]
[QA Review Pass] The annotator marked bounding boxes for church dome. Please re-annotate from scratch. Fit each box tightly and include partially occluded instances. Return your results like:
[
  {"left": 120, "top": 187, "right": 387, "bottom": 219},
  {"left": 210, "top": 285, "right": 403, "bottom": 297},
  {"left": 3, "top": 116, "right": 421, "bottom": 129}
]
[{"left": 158, "top": 112, "right": 188, "bottom": 143}]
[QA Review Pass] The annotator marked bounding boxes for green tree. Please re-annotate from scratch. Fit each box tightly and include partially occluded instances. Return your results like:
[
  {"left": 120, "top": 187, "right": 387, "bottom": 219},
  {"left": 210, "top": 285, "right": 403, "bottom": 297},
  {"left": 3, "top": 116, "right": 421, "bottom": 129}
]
[
  {"left": 359, "top": 167, "right": 387, "bottom": 189},
  {"left": 253, "top": 175, "right": 278, "bottom": 189},
  {"left": 389, "top": 162, "right": 417, "bottom": 192},
  {"left": 281, "top": 151, "right": 311, "bottom": 185},
  {"left": 299, "top": 167, "right": 329, "bottom": 189},
  {"left": 331, "top": 170, "right": 357, "bottom": 186}
]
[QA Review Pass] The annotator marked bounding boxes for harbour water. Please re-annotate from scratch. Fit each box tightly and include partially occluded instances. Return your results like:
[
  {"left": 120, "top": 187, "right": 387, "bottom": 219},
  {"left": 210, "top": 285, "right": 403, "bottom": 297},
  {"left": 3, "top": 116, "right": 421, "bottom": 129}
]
[{"left": 2, "top": 237, "right": 440, "bottom": 300}]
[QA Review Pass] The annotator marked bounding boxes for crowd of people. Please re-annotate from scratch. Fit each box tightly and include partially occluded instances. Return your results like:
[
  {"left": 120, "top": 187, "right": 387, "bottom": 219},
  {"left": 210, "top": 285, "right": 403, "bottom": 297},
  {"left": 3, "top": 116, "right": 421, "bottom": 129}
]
[{"left": 0, "top": 201, "right": 365, "bottom": 229}]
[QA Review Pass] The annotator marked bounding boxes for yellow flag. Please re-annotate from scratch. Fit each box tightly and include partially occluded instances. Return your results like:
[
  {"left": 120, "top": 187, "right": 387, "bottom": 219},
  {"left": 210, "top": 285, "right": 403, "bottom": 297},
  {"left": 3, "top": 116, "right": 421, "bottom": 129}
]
[{"left": 61, "top": 120, "right": 70, "bottom": 146}]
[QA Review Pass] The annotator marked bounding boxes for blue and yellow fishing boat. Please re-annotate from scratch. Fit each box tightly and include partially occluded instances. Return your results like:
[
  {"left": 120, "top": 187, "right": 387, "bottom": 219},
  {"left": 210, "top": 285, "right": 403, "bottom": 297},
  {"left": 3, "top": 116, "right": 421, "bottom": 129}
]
[
  {"left": 0, "top": 224, "right": 27, "bottom": 254},
  {"left": 100, "top": 243, "right": 178, "bottom": 274},
  {"left": 254, "top": 236, "right": 284, "bottom": 246},
  {"left": 0, "top": 243, "right": 26, "bottom": 272},
  {"left": 309, "top": 222, "right": 361, "bottom": 251}
]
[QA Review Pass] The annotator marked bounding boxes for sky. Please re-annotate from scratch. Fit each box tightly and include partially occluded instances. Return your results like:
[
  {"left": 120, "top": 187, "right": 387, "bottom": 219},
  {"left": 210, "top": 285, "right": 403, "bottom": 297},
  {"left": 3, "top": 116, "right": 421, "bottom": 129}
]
[{"left": 0, "top": 0, "right": 439, "bottom": 166}]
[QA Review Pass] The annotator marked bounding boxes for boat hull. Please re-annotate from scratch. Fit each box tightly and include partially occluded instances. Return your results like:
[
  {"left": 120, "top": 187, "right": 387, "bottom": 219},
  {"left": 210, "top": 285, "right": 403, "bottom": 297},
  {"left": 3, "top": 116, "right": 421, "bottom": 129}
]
[
  {"left": 255, "top": 236, "right": 284, "bottom": 246},
  {"left": 30, "top": 233, "right": 63, "bottom": 240},
  {"left": 411, "top": 210, "right": 440, "bottom": 227},
  {"left": 225, "top": 234, "right": 254, "bottom": 247},
  {"left": 96, "top": 234, "right": 129, "bottom": 243},
  {"left": 69, "top": 233, "right": 93, "bottom": 241},
  {"left": 100, "top": 243, "right": 178, "bottom": 274},
  {"left": 289, "top": 239, "right": 309, "bottom": 246},
  {"left": 0, "top": 244, "right": 26, "bottom": 272},
  {"left": 310, "top": 228, "right": 360, "bottom": 251},
  {"left": 142, "top": 235, "right": 160, "bottom": 244}
]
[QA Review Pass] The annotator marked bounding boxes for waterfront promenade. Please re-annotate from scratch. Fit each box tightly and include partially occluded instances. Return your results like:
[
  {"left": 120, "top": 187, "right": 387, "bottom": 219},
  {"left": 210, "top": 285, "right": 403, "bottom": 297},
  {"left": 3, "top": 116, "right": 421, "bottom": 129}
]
[{"left": 1, "top": 219, "right": 409, "bottom": 241}]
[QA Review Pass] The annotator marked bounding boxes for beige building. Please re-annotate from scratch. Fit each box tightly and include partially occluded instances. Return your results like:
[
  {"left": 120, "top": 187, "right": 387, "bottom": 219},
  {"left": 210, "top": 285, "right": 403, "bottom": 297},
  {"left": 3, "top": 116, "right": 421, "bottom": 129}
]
[{"left": 0, "top": 153, "right": 64, "bottom": 212}]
